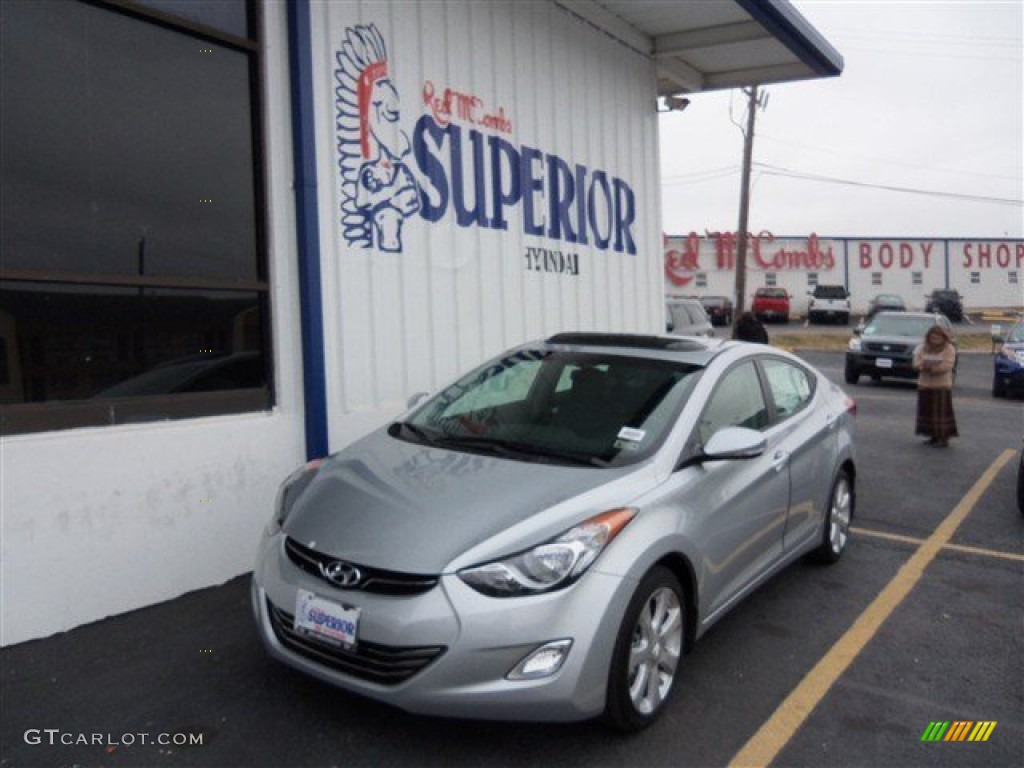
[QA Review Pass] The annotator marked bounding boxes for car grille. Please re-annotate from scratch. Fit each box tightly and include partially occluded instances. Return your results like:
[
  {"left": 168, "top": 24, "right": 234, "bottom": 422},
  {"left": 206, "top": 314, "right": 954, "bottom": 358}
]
[
  {"left": 266, "top": 599, "right": 446, "bottom": 685},
  {"left": 863, "top": 341, "right": 913, "bottom": 355},
  {"left": 284, "top": 537, "right": 439, "bottom": 595}
]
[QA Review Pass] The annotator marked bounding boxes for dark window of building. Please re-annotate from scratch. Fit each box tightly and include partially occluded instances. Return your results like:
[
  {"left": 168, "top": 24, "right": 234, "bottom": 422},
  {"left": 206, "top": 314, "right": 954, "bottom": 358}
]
[{"left": 0, "top": 0, "right": 270, "bottom": 435}]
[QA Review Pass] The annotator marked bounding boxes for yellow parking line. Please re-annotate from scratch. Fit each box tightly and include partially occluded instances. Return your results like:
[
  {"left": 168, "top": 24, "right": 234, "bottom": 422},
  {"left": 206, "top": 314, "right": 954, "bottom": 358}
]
[
  {"left": 853, "top": 526, "right": 1024, "bottom": 564},
  {"left": 728, "top": 448, "right": 1015, "bottom": 768}
]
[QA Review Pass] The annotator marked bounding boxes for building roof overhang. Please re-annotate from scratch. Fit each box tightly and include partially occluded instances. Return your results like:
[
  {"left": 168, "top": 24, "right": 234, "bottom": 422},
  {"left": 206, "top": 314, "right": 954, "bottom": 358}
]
[{"left": 554, "top": 0, "right": 843, "bottom": 96}]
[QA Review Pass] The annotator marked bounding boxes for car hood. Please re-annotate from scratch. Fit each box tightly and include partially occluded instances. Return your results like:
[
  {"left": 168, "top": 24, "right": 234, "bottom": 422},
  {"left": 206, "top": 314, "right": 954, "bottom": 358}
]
[{"left": 281, "top": 429, "right": 641, "bottom": 574}]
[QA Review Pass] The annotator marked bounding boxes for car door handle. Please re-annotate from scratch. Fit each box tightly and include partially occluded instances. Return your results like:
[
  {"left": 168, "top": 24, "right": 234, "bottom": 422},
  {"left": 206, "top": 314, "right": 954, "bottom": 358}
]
[{"left": 771, "top": 451, "right": 789, "bottom": 472}]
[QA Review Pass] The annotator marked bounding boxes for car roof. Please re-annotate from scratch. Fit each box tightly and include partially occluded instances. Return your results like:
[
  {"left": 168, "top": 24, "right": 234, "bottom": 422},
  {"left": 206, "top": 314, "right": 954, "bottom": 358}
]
[
  {"left": 544, "top": 332, "right": 730, "bottom": 366},
  {"left": 870, "top": 311, "right": 948, "bottom": 324}
]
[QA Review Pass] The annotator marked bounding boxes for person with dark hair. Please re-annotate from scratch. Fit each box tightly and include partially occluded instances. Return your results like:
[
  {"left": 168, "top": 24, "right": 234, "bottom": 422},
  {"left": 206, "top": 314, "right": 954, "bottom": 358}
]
[
  {"left": 732, "top": 311, "right": 769, "bottom": 344},
  {"left": 913, "top": 324, "right": 958, "bottom": 447}
]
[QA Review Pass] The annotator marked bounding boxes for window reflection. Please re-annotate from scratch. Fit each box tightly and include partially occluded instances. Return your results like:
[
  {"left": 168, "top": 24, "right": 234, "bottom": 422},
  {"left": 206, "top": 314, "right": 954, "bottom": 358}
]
[
  {"left": 1, "top": 0, "right": 257, "bottom": 281},
  {"left": 0, "top": 282, "right": 265, "bottom": 404}
]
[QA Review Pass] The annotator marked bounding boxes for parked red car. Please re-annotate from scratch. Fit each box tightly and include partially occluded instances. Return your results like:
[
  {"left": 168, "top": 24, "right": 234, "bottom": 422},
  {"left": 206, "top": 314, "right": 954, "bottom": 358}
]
[{"left": 752, "top": 287, "right": 790, "bottom": 324}]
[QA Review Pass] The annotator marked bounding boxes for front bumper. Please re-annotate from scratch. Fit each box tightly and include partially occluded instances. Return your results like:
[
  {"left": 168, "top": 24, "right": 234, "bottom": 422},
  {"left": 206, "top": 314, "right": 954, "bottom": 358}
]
[
  {"left": 754, "top": 308, "right": 788, "bottom": 321},
  {"left": 251, "top": 533, "right": 635, "bottom": 722},
  {"left": 845, "top": 352, "right": 917, "bottom": 379},
  {"left": 808, "top": 308, "right": 849, "bottom": 322},
  {"left": 994, "top": 358, "right": 1024, "bottom": 393}
]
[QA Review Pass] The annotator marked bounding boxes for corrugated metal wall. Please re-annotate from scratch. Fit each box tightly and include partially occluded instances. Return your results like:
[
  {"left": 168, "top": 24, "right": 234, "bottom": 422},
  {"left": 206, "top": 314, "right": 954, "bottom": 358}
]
[{"left": 309, "top": 0, "right": 663, "bottom": 448}]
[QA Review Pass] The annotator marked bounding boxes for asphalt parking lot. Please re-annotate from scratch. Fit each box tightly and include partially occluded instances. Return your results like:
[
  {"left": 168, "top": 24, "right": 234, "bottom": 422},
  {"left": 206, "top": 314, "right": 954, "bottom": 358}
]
[{"left": 2, "top": 350, "right": 1021, "bottom": 768}]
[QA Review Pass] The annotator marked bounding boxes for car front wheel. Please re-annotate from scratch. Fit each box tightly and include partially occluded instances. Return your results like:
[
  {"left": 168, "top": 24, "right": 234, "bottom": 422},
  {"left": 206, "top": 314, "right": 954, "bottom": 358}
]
[
  {"left": 604, "top": 566, "right": 685, "bottom": 731},
  {"left": 813, "top": 470, "right": 853, "bottom": 564},
  {"left": 993, "top": 373, "right": 1007, "bottom": 398},
  {"left": 844, "top": 361, "right": 860, "bottom": 385}
]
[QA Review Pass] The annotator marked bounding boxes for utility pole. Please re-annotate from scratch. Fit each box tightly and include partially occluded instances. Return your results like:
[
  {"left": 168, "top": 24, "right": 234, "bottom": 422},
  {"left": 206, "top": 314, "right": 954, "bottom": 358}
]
[{"left": 733, "top": 85, "right": 760, "bottom": 318}]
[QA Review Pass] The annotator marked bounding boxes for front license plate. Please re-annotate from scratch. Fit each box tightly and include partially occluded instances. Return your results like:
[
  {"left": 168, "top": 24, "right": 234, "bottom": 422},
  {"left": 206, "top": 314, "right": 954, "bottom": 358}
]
[
  {"left": 876, "top": 358, "right": 893, "bottom": 369},
  {"left": 294, "top": 588, "right": 360, "bottom": 649}
]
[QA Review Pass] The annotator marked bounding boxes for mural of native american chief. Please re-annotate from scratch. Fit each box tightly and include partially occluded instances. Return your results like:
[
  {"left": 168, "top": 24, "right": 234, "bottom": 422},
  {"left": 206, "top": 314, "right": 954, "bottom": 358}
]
[{"left": 335, "top": 24, "right": 420, "bottom": 253}]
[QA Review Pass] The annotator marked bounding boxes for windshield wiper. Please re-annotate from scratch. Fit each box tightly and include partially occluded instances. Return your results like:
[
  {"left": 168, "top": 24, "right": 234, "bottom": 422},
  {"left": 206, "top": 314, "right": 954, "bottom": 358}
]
[
  {"left": 391, "top": 421, "right": 440, "bottom": 445},
  {"left": 430, "top": 435, "right": 608, "bottom": 467}
]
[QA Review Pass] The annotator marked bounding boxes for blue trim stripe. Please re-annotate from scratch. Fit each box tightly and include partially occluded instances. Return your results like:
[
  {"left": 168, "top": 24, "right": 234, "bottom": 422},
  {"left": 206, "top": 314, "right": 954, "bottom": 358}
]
[
  {"left": 735, "top": 0, "right": 844, "bottom": 77},
  {"left": 287, "top": 0, "right": 329, "bottom": 460}
]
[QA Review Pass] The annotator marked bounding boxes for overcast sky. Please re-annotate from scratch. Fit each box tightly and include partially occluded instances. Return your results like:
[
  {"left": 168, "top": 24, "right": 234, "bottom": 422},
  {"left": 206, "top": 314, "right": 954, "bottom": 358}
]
[{"left": 658, "top": 0, "right": 1024, "bottom": 240}]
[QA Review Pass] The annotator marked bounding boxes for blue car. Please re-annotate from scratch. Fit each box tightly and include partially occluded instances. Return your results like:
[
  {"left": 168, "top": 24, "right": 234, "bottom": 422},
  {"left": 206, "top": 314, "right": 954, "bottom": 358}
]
[{"left": 993, "top": 321, "right": 1024, "bottom": 398}]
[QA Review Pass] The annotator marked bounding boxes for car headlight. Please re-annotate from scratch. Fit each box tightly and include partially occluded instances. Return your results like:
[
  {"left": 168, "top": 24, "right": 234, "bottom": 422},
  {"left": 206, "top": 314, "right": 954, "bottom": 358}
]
[
  {"left": 848, "top": 338, "right": 862, "bottom": 352},
  {"left": 458, "top": 508, "right": 636, "bottom": 597},
  {"left": 997, "top": 345, "right": 1024, "bottom": 365},
  {"left": 265, "top": 458, "right": 325, "bottom": 536}
]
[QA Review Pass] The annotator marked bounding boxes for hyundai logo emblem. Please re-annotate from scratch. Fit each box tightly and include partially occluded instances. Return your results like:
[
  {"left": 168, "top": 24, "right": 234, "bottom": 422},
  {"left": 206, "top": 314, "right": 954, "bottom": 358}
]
[{"left": 321, "top": 560, "right": 362, "bottom": 588}]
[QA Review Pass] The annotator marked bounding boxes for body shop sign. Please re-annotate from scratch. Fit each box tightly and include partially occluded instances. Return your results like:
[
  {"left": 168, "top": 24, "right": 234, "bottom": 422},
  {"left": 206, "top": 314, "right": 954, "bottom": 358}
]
[{"left": 333, "top": 23, "right": 637, "bottom": 274}]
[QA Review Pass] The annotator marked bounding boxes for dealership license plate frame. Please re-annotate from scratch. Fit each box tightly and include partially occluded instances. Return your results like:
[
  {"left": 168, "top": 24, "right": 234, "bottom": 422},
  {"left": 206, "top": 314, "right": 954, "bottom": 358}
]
[{"left": 294, "top": 588, "right": 361, "bottom": 650}]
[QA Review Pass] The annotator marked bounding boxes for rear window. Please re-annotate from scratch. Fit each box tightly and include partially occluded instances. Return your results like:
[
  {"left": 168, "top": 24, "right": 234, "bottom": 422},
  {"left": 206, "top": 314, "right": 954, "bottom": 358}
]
[
  {"left": 756, "top": 288, "right": 787, "bottom": 298},
  {"left": 814, "top": 285, "right": 847, "bottom": 298}
]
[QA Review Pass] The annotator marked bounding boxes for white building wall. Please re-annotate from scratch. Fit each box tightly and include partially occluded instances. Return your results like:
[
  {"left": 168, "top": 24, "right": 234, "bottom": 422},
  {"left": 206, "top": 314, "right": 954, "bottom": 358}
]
[
  {"left": 0, "top": 3, "right": 306, "bottom": 646},
  {"left": 949, "top": 240, "right": 1024, "bottom": 309},
  {"left": 310, "top": 0, "right": 663, "bottom": 450},
  {"left": 666, "top": 233, "right": 1023, "bottom": 317}
]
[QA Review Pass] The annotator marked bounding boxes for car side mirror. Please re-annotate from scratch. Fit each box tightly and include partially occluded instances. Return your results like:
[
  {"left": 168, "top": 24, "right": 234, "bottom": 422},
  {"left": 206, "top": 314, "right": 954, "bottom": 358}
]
[
  {"left": 853, "top": 326, "right": 863, "bottom": 336},
  {"left": 991, "top": 324, "right": 1005, "bottom": 344},
  {"left": 702, "top": 427, "right": 766, "bottom": 461}
]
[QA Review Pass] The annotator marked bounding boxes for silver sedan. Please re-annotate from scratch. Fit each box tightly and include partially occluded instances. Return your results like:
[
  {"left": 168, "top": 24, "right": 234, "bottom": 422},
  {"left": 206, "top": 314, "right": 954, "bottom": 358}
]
[{"left": 252, "top": 333, "right": 857, "bottom": 729}]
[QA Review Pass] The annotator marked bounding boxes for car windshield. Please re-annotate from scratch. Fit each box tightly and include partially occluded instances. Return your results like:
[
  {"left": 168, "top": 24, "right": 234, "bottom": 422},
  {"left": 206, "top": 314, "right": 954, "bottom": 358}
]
[
  {"left": 875, "top": 294, "right": 901, "bottom": 303},
  {"left": 398, "top": 350, "right": 703, "bottom": 467},
  {"left": 863, "top": 315, "right": 940, "bottom": 338},
  {"left": 1005, "top": 323, "right": 1024, "bottom": 344}
]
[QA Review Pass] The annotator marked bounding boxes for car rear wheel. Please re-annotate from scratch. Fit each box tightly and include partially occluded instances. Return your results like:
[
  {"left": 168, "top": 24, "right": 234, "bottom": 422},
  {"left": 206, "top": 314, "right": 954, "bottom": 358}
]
[
  {"left": 812, "top": 470, "right": 853, "bottom": 564},
  {"left": 604, "top": 566, "right": 685, "bottom": 731}
]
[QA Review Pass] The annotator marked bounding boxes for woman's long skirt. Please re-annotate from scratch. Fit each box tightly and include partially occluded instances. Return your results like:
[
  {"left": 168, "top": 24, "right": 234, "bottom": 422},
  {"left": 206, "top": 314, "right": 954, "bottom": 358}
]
[{"left": 915, "top": 387, "right": 958, "bottom": 441}]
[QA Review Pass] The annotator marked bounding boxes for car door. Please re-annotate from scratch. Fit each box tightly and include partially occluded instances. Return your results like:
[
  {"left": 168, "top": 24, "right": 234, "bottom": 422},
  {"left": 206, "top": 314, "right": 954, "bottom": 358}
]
[
  {"left": 682, "top": 360, "right": 790, "bottom": 622},
  {"left": 757, "top": 356, "right": 835, "bottom": 552}
]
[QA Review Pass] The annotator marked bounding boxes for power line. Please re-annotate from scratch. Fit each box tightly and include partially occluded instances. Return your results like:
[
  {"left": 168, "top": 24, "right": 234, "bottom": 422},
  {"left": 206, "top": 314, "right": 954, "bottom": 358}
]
[
  {"left": 757, "top": 133, "right": 1022, "bottom": 182},
  {"left": 753, "top": 162, "right": 1024, "bottom": 206},
  {"left": 662, "top": 167, "right": 739, "bottom": 185}
]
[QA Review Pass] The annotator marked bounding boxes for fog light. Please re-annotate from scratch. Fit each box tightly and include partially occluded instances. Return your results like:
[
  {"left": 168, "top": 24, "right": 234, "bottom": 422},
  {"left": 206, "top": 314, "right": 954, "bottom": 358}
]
[{"left": 507, "top": 639, "right": 572, "bottom": 680}]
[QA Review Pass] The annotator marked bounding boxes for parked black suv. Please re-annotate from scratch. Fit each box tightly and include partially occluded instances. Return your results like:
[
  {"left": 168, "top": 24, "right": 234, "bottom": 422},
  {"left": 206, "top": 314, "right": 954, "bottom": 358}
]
[{"left": 924, "top": 289, "right": 964, "bottom": 322}]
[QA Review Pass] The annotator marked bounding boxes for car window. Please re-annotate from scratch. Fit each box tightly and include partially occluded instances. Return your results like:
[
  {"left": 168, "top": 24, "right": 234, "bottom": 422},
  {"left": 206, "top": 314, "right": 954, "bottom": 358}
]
[
  {"left": 667, "top": 303, "right": 690, "bottom": 330},
  {"left": 761, "top": 358, "right": 814, "bottom": 422},
  {"left": 408, "top": 351, "right": 704, "bottom": 467},
  {"left": 685, "top": 303, "right": 708, "bottom": 324},
  {"left": 864, "top": 315, "right": 936, "bottom": 337},
  {"left": 443, "top": 356, "right": 546, "bottom": 414},
  {"left": 697, "top": 361, "right": 769, "bottom": 444}
]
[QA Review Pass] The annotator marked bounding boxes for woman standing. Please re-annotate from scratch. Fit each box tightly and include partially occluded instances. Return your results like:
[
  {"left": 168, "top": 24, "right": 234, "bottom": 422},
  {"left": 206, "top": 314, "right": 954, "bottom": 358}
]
[{"left": 913, "top": 325, "right": 958, "bottom": 447}]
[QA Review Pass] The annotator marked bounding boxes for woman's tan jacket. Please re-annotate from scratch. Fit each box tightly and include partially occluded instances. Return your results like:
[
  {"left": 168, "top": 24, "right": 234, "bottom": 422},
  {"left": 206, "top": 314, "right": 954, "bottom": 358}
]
[{"left": 913, "top": 343, "right": 956, "bottom": 389}]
